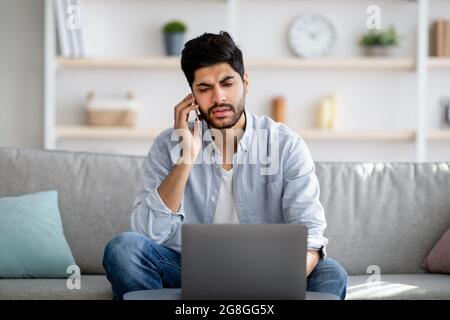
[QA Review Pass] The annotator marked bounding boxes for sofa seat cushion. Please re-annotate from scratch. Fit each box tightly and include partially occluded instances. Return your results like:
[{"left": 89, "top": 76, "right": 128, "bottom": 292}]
[
  {"left": 347, "top": 274, "right": 450, "bottom": 300},
  {"left": 2, "top": 274, "right": 450, "bottom": 300},
  {"left": 0, "top": 275, "right": 112, "bottom": 300}
]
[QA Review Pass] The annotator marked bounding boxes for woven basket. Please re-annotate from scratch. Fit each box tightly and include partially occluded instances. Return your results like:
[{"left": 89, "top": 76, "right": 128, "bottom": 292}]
[{"left": 85, "top": 109, "right": 135, "bottom": 127}]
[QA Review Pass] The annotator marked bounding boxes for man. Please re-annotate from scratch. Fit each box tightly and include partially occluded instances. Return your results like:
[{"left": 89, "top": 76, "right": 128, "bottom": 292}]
[{"left": 103, "top": 31, "right": 348, "bottom": 300}]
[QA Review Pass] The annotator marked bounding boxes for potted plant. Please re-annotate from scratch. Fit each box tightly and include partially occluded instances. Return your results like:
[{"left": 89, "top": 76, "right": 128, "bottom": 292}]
[
  {"left": 162, "top": 20, "right": 187, "bottom": 56},
  {"left": 359, "top": 26, "right": 400, "bottom": 56}
]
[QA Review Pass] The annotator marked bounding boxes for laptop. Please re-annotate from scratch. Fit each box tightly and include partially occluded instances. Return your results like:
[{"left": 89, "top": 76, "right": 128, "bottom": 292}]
[{"left": 181, "top": 224, "right": 307, "bottom": 300}]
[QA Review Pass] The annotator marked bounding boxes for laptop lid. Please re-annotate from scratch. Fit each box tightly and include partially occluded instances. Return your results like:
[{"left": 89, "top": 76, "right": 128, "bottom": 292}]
[{"left": 181, "top": 224, "right": 307, "bottom": 300}]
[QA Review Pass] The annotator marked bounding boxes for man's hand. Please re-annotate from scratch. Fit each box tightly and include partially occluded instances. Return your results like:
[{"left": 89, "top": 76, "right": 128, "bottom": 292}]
[
  {"left": 174, "top": 93, "right": 202, "bottom": 164},
  {"left": 306, "top": 250, "right": 320, "bottom": 277},
  {"left": 157, "top": 94, "right": 203, "bottom": 213}
]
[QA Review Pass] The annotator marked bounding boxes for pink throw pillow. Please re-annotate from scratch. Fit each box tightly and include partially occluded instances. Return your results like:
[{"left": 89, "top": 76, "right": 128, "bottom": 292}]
[{"left": 422, "top": 228, "right": 450, "bottom": 274}]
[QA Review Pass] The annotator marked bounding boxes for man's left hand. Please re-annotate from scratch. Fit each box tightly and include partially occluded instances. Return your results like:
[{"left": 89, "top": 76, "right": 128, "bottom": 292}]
[{"left": 306, "top": 250, "right": 320, "bottom": 277}]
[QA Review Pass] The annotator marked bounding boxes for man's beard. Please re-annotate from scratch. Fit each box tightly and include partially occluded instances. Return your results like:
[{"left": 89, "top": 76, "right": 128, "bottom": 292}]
[{"left": 201, "top": 94, "right": 246, "bottom": 129}]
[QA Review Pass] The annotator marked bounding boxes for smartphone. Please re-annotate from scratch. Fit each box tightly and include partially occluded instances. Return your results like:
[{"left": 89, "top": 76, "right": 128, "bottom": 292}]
[
  {"left": 193, "top": 98, "right": 202, "bottom": 121},
  {"left": 188, "top": 100, "right": 202, "bottom": 133},
  {"left": 188, "top": 98, "right": 202, "bottom": 127},
  {"left": 195, "top": 108, "right": 202, "bottom": 121}
]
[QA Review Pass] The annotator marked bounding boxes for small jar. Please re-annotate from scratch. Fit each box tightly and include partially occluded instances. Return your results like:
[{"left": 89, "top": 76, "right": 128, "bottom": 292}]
[{"left": 272, "top": 96, "right": 286, "bottom": 123}]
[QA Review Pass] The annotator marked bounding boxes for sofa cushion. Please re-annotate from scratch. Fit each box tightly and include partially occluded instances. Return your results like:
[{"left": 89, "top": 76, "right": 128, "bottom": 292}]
[
  {"left": 0, "top": 275, "right": 112, "bottom": 300},
  {"left": 1, "top": 147, "right": 450, "bottom": 278},
  {"left": 316, "top": 163, "right": 450, "bottom": 275},
  {"left": 347, "top": 274, "right": 450, "bottom": 300},
  {"left": 0, "top": 147, "right": 143, "bottom": 274},
  {"left": 0, "top": 190, "right": 76, "bottom": 278},
  {"left": 3, "top": 274, "right": 449, "bottom": 300},
  {"left": 422, "top": 228, "right": 450, "bottom": 274}
]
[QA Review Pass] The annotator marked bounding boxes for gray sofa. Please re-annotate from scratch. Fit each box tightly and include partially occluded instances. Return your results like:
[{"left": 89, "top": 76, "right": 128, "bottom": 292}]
[{"left": 0, "top": 147, "right": 449, "bottom": 300}]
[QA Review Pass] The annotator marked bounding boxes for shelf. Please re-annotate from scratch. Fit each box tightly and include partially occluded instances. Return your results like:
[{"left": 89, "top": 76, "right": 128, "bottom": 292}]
[
  {"left": 55, "top": 56, "right": 416, "bottom": 71},
  {"left": 297, "top": 129, "right": 416, "bottom": 142},
  {"left": 58, "top": 127, "right": 450, "bottom": 142},
  {"left": 428, "top": 57, "right": 450, "bottom": 70},
  {"left": 55, "top": 57, "right": 181, "bottom": 69},
  {"left": 247, "top": 57, "right": 415, "bottom": 70},
  {"left": 56, "top": 126, "right": 416, "bottom": 142},
  {"left": 428, "top": 129, "right": 450, "bottom": 141},
  {"left": 56, "top": 126, "right": 163, "bottom": 139}
]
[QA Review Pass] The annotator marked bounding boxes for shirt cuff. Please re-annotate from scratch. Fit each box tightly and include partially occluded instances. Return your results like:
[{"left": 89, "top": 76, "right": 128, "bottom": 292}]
[{"left": 147, "top": 186, "right": 185, "bottom": 222}]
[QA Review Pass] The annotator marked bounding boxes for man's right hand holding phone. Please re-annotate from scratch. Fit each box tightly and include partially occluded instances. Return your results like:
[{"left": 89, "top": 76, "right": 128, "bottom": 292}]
[
  {"left": 157, "top": 93, "right": 203, "bottom": 213},
  {"left": 174, "top": 93, "right": 202, "bottom": 165}
]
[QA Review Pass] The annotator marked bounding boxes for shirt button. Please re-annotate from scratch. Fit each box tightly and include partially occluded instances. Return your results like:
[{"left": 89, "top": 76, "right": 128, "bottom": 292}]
[{"left": 211, "top": 196, "right": 216, "bottom": 202}]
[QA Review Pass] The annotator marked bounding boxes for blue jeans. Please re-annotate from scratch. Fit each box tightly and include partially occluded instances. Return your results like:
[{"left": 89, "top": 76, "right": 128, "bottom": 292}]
[{"left": 103, "top": 232, "right": 349, "bottom": 300}]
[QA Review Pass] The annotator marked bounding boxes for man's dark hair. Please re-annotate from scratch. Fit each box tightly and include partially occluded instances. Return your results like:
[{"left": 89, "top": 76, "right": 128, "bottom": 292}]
[{"left": 181, "top": 31, "right": 245, "bottom": 88}]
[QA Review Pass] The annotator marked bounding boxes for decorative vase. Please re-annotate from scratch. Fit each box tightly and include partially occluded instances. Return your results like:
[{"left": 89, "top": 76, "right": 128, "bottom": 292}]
[
  {"left": 164, "top": 32, "right": 185, "bottom": 56},
  {"left": 363, "top": 46, "right": 394, "bottom": 57},
  {"left": 272, "top": 96, "right": 286, "bottom": 123}
]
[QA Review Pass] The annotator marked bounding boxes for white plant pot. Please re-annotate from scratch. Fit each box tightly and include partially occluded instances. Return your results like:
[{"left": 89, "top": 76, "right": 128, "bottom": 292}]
[{"left": 363, "top": 46, "right": 395, "bottom": 57}]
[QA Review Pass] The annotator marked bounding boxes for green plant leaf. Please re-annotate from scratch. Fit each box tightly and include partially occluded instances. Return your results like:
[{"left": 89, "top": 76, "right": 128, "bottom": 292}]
[
  {"left": 359, "top": 26, "right": 399, "bottom": 47},
  {"left": 163, "top": 20, "right": 187, "bottom": 33}
]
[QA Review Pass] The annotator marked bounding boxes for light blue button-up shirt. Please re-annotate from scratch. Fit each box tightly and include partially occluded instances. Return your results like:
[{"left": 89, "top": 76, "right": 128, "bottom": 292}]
[{"left": 131, "top": 110, "right": 328, "bottom": 256}]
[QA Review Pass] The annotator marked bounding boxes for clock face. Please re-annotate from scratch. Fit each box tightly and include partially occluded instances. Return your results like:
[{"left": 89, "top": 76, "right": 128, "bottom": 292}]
[{"left": 288, "top": 14, "right": 337, "bottom": 58}]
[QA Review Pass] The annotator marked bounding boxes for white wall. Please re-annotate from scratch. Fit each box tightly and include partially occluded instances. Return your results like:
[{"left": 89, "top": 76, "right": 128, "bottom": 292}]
[
  {"left": 0, "top": 0, "right": 44, "bottom": 149},
  {"left": 56, "top": 0, "right": 422, "bottom": 161},
  {"left": 2, "top": 0, "right": 449, "bottom": 161}
]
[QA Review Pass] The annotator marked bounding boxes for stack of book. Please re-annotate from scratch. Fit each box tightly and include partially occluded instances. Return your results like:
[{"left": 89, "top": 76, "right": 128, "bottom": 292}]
[
  {"left": 54, "top": 0, "right": 87, "bottom": 58},
  {"left": 432, "top": 20, "right": 450, "bottom": 57}
]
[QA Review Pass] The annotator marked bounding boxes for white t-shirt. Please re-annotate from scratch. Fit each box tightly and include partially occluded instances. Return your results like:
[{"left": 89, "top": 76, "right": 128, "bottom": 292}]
[{"left": 213, "top": 167, "right": 239, "bottom": 224}]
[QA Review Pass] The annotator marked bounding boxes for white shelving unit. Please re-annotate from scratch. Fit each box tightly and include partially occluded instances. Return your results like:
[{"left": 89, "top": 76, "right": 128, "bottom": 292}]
[
  {"left": 44, "top": 0, "right": 450, "bottom": 160},
  {"left": 44, "top": 0, "right": 56, "bottom": 150},
  {"left": 415, "top": 0, "right": 429, "bottom": 162}
]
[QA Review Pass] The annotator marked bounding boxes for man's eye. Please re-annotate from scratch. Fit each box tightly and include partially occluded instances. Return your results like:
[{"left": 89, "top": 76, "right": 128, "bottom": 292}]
[
  {"left": 199, "top": 88, "right": 209, "bottom": 92},
  {"left": 224, "top": 82, "right": 233, "bottom": 86}
]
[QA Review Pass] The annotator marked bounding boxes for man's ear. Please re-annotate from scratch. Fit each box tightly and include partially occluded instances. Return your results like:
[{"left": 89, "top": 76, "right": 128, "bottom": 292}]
[{"left": 243, "top": 72, "right": 249, "bottom": 94}]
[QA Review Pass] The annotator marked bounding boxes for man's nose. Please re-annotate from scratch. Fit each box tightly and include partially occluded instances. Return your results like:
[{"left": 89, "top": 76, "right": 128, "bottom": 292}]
[{"left": 212, "top": 86, "right": 226, "bottom": 105}]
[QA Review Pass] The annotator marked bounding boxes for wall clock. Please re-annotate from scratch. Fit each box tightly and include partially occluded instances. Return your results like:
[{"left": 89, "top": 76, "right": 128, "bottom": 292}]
[{"left": 288, "top": 14, "right": 337, "bottom": 58}]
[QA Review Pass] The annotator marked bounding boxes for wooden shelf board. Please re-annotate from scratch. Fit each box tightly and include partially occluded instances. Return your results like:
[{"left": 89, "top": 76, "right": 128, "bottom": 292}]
[
  {"left": 55, "top": 57, "right": 180, "bottom": 69},
  {"left": 247, "top": 57, "right": 415, "bottom": 70},
  {"left": 297, "top": 129, "right": 416, "bottom": 141},
  {"left": 428, "top": 129, "right": 450, "bottom": 141},
  {"left": 55, "top": 56, "right": 415, "bottom": 71},
  {"left": 56, "top": 126, "right": 416, "bottom": 142},
  {"left": 428, "top": 57, "right": 450, "bottom": 70},
  {"left": 56, "top": 126, "right": 163, "bottom": 139}
]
